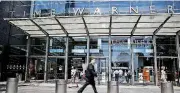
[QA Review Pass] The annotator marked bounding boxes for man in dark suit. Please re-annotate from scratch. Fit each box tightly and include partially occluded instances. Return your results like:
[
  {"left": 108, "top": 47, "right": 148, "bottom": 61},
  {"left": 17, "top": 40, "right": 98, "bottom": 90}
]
[{"left": 77, "top": 59, "right": 98, "bottom": 93}]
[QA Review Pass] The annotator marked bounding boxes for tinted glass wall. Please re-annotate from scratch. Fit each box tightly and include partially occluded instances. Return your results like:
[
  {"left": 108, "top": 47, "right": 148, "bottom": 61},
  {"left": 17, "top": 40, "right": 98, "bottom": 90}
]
[{"left": 33, "top": 1, "right": 180, "bottom": 16}]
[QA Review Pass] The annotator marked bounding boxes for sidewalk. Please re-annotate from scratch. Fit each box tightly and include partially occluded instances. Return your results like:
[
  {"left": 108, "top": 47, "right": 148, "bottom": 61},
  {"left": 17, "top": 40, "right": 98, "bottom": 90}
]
[
  {"left": 1, "top": 81, "right": 180, "bottom": 93},
  {"left": 1, "top": 81, "right": 180, "bottom": 89},
  {"left": 1, "top": 84, "right": 180, "bottom": 93}
]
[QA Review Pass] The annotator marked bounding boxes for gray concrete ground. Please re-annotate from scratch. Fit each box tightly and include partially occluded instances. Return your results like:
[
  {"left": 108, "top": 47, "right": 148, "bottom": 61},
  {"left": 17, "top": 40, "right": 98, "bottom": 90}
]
[{"left": 1, "top": 82, "right": 180, "bottom": 93}]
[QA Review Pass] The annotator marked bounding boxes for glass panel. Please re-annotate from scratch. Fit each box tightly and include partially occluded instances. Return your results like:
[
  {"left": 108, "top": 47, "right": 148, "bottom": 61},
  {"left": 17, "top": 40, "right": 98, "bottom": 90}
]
[
  {"left": 139, "top": 16, "right": 168, "bottom": 22},
  {"left": 84, "top": 16, "right": 110, "bottom": 23},
  {"left": 112, "top": 23, "right": 135, "bottom": 28},
  {"left": 66, "top": 29, "right": 86, "bottom": 33},
  {"left": 89, "top": 29, "right": 109, "bottom": 33},
  {"left": 10, "top": 20, "right": 34, "bottom": 26},
  {"left": 18, "top": 26, "right": 39, "bottom": 31},
  {"left": 111, "top": 29, "right": 132, "bottom": 33},
  {"left": 49, "top": 37, "right": 66, "bottom": 56},
  {"left": 163, "top": 23, "right": 180, "bottom": 27},
  {"left": 26, "top": 31, "right": 44, "bottom": 35},
  {"left": 30, "top": 37, "right": 46, "bottom": 55},
  {"left": 46, "top": 30, "right": 64, "bottom": 34},
  {"left": 134, "top": 33, "right": 154, "bottom": 35},
  {"left": 111, "top": 33, "right": 131, "bottom": 35},
  {"left": 135, "top": 29, "right": 156, "bottom": 33},
  {"left": 31, "top": 35, "right": 46, "bottom": 37},
  {"left": 167, "top": 16, "right": 180, "bottom": 22},
  {"left": 29, "top": 58, "right": 45, "bottom": 80},
  {"left": 62, "top": 24, "right": 85, "bottom": 29},
  {"left": 156, "top": 36, "right": 177, "bottom": 56},
  {"left": 33, "top": 18, "right": 58, "bottom": 25},
  {"left": 40, "top": 25, "right": 62, "bottom": 30},
  {"left": 137, "top": 23, "right": 161, "bottom": 28},
  {"left": 156, "top": 36, "right": 178, "bottom": 83},
  {"left": 132, "top": 36, "right": 154, "bottom": 85},
  {"left": 68, "top": 37, "right": 87, "bottom": 83},
  {"left": 111, "top": 36, "right": 130, "bottom": 82},
  {"left": 158, "top": 28, "right": 180, "bottom": 33},
  {"left": 87, "top": 23, "right": 109, "bottom": 29},
  {"left": 9, "top": 45, "right": 27, "bottom": 55},
  {"left": 47, "top": 58, "right": 65, "bottom": 80},
  {"left": 69, "top": 34, "right": 87, "bottom": 36},
  {"left": 156, "top": 33, "right": 176, "bottom": 35},
  {"left": 7, "top": 56, "right": 26, "bottom": 80},
  {"left": 57, "top": 17, "right": 83, "bottom": 23},
  {"left": 112, "top": 16, "right": 139, "bottom": 22},
  {"left": 90, "top": 34, "right": 109, "bottom": 36}
]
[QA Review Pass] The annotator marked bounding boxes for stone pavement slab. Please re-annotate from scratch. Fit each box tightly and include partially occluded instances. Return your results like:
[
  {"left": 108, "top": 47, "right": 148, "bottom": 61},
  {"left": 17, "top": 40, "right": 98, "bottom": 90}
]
[{"left": 1, "top": 81, "right": 180, "bottom": 93}]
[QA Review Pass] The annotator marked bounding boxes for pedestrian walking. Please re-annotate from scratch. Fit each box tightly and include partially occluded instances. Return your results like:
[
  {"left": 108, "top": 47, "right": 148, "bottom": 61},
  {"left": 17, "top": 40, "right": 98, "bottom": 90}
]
[
  {"left": 126, "top": 70, "right": 131, "bottom": 85},
  {"left": 77, "top": 59, "right": 98, "bottom": 93}
]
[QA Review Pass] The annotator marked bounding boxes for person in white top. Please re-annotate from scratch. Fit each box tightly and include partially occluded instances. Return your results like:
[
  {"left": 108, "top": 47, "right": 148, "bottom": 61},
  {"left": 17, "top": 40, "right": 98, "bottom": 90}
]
[
  {"left": 114, "top": 70, "right": 119, "bottom": 81},
  {"left": 119, "top": 69, "right": 123, "bottom": 77},
  {"left": 69, "top": 66, "right": 79, "bottom": 88},
  {"left": 161, "top": 67, "right": 167, "bottom": 82}
]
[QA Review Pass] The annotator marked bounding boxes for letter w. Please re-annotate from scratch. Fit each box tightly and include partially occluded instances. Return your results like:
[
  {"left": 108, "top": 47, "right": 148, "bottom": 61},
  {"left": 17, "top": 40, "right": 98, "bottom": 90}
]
[{"left": 73, "top": 8, "right": 85, "bottom": 15}]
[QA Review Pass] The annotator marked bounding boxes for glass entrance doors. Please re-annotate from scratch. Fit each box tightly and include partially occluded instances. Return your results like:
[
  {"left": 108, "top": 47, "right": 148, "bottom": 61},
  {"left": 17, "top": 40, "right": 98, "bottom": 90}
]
[
  {"left": 48, "top": 58, "right": 65, "bottom": 80},
  {"left": 95, "top": 57, "right": 108, "bottom": 85}
]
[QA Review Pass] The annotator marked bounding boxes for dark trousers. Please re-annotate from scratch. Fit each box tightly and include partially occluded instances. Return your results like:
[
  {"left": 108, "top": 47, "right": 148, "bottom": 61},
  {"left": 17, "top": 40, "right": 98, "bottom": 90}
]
[
  {"left": 78, "top": 79, "right": 98, "bottom": 93},
  {"left": 115, "top": 74, "right": 119, "bottom": 81}
]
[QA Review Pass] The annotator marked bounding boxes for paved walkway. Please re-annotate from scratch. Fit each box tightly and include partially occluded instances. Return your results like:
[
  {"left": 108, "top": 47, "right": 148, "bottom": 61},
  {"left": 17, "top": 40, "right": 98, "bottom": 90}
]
[
  {"left": 1, "top": 82, "right": 180, "bottom": 93},
  {"left": 1, "top": 85, "right": 180, "bottom": 93}
]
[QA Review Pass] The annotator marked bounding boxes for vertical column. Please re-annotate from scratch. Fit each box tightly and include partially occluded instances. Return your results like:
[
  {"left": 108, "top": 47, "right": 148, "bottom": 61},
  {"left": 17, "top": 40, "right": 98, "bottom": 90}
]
[
  {"left": 30, "top": 0, "right": 35, "bottom": 18},
  {"left": 108, "top": 36, "right": 112, "bottom": 81},
  {"left": 176, "top": 32, "right": 180, "bottom": 85},
  {"left": 153, "top": 35, "right": 158, "bottom": 86},
  {"left": 130, "top": 36, "right": 134, "bottom": 85},
  {"left": 44, "top": 37, "right": 50, "bottom": 82},
  {"left": 87, "top": 36, "right": 90, "bottom": 64},
  {"left": 107, "top": 35, "right": 112, "bottom": 93},
  {"left": 25, "top": 35, "right": 31, "bottom": 82},
  {"left": 65, "top": 37, "right": 69, "bottom": 81}
]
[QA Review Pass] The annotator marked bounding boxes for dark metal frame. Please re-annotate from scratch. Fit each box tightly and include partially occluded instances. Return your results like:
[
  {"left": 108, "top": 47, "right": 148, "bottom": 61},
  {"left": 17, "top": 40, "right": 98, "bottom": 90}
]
[
  {"left": 153, "top": 14, "right": 172, "bottom": 35},
  {"left": 131, "top": 15, "right": 141, "bottom": 35},
  {"left": 30, "top": 19, "right": 49, "bottom": 36}
]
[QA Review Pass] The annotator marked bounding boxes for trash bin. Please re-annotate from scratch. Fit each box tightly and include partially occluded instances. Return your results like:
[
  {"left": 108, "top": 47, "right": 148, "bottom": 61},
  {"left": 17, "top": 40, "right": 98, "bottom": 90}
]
[
  {"left": 55, "top": 80, "right": 67, "bottom": 93},
  {"left": 6, "top": 78, "right": 18, "bottom": 93},
  {"left": 110, "top": 81, "right": 119, "bottom": 93},
  {"left": 161, "top": 82, "right": 174, "bottom": 93}
]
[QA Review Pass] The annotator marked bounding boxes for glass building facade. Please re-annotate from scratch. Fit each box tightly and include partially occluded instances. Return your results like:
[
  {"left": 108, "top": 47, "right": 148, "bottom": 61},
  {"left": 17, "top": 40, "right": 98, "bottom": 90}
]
[{"left": 1, "top": 1, "right": 180, "bottom": 87}]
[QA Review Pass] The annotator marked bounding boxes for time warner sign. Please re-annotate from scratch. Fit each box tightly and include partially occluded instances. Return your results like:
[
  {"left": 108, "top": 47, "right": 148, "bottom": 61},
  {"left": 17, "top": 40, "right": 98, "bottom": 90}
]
[{"left": 33, "top": 1, "right": 180, "bottom": 17}]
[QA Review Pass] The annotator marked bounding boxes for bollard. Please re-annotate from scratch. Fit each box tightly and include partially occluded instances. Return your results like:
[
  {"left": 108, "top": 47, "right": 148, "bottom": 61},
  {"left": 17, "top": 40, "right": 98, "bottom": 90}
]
[
  {"left": 161, "top": 82, "right": 174, "bottom": 93},
  {"left": 110, "top": 81, "right": 119, "bottom": 93},
  {"left": 6, "top": 78, "right": 18, "bottom": 93},
  {"left": 55, "top": 79, "right": 67, "bottom": 93}
]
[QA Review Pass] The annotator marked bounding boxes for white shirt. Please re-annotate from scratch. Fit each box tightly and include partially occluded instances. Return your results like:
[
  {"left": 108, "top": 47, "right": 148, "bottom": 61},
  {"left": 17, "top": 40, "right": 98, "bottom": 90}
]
[
  {"left": 119, "top": 70, "right": 123, "bottom": 75},
  {"left": 71, "top": 69, "right": 77, "bottom": 76},
  {"left": 114, "top": 70, "right": 119, "bottom": 74}
]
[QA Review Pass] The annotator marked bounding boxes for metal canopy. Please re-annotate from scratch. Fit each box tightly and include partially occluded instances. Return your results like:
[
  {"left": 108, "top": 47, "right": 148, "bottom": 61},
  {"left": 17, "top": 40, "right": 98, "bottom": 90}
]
[{"left": 5, "top": 14, "right": 180, "bottom": 37}]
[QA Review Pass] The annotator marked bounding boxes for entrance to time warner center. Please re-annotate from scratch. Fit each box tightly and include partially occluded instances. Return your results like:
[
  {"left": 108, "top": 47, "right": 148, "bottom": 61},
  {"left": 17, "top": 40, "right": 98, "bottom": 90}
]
[{"left": 4, "top": 14, "right": 180, "bottom": 86}]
